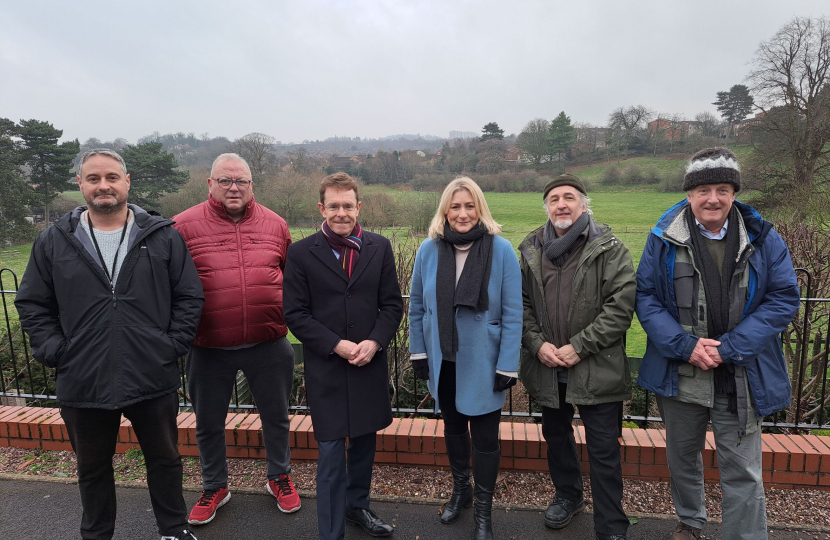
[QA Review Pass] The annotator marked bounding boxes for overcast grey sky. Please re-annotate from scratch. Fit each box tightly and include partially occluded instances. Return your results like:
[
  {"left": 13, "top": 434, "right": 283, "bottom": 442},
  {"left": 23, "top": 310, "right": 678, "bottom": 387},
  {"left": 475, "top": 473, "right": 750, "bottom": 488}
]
[{"left": 2, "top": 0, "right": 827, "bottom": 144}]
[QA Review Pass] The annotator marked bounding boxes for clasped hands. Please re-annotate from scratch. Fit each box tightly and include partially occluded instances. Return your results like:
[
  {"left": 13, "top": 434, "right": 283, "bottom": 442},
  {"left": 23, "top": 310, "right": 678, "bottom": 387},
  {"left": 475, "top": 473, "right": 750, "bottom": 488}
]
[
  {"left": 334, "top": 339, "right": 380, "bottom": 367},
  {"left": 536, "top": 342, "right": 581, "bottom": 368},
  {"left": 689, "top": 338, "right": 723, "bottom": 370}
]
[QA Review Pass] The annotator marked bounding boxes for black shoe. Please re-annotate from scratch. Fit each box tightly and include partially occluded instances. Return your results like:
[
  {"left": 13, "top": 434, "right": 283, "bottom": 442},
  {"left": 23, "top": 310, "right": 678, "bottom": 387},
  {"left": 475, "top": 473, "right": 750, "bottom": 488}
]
[
  {"left": 161, "top": 529, "right": 198, "bottom": 540},
  {"left": 345, "top": 507, "right": 394, "bottom": 537},
  {"left": 595, "top": 534, "right": 627, "bottom": 540},
  {"left": 440, "top": 431, "right": 472, "bottom": 524},
  {"left": 544, "top": 496, "right": 585, "bottom": 529},
  {"left": 472, "top": 446, "right": 500, "bottom": 540}
]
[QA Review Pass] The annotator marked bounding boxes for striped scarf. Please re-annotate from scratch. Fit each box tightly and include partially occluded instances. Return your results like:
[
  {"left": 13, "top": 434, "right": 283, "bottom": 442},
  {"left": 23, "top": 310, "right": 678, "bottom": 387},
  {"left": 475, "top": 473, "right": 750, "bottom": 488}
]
[{"left": 322, "top": 220, "right": 363, "bottom": 278}]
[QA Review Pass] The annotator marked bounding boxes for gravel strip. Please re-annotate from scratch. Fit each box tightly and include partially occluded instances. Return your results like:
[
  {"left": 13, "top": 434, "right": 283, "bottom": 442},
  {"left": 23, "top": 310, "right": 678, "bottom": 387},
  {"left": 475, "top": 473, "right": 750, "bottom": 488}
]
[{"left": 2, "top": 447, "right": 829, "bottom": 527}]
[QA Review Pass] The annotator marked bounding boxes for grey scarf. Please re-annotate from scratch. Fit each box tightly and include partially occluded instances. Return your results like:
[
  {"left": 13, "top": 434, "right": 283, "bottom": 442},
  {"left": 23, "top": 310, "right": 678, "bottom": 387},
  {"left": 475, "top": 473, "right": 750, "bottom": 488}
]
[{"left": 543, "top": 213, "right": 590, "bottom": 267}]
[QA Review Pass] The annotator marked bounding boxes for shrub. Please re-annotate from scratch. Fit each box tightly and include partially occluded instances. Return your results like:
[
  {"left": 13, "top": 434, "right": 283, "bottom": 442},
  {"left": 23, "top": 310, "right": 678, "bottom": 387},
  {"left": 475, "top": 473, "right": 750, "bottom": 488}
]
[
  {"left": 658, "top": 168, "right": 685, "bottom": 192},
  {"left": 602, "top": 165, "right": 622, "bottom": 185},
  {"left": 402, "top": 192, "right": 440, "bottom": 234},
  {"left": 643, "top": 166, "right": 662, "bottom": 185},
  {"left": 622, "top": 164, "right": 644, "bottom": 185},
  {"left": 360, "top": 193, "right": 399, "bottom": 227}
]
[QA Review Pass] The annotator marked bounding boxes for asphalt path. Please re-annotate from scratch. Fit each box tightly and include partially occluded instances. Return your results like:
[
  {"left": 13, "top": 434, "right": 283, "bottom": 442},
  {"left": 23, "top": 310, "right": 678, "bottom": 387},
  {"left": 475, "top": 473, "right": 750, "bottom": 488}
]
[{"left": 0, "top": 477, "right": 826, "bottom": 539}]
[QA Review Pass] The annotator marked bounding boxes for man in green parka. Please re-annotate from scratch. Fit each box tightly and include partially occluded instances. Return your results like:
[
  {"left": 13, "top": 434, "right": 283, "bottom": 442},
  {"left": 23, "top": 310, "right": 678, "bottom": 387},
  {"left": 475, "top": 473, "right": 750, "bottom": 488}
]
[{"left": 518, "top": 174, "right": 636, "bottom": 540}]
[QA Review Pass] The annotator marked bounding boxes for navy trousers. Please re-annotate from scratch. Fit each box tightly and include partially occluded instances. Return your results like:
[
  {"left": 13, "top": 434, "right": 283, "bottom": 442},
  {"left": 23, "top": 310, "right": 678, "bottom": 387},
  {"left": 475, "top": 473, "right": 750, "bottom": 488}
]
[{"left": 315, "top": 432, "right": 376, "bottom": 540}]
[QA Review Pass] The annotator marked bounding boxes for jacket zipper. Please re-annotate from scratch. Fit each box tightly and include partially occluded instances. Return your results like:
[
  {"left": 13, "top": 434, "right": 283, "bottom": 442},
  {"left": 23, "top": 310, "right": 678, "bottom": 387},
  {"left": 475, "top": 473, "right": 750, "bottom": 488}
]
[
  {"left": 236, "top": 222, "right": 248, "bottom": 343},
  {"left": 58, "top": 215, "right": 170, "bottom": 406}
]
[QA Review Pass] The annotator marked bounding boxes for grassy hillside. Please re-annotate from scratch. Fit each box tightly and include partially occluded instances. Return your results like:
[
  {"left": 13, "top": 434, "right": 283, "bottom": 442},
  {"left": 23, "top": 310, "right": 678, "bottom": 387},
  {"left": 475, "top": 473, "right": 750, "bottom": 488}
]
[{"left": 20, "top": 188, "right": 690, "bottom": 356}]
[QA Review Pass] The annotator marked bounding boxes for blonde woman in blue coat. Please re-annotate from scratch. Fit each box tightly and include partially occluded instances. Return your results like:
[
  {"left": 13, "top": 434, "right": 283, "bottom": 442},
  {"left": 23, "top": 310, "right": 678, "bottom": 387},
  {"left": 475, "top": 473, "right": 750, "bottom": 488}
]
[{"left": 409, "top": 177, "right": 522, "bottom": 540}]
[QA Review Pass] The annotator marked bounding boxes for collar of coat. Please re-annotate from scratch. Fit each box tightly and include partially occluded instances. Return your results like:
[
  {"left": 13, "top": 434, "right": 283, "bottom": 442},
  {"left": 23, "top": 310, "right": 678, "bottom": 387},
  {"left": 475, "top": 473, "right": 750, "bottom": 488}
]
[
  {"left": 519, "top": 215, "right": 612, "bottom": 266},
  {"left": 310, "top": 229, "right": 378, "bottom": 285},
  {"left": 207, "top": 193, "right": 257, "bottom": 222},
  {"left": 651, "top": 199, "right": 773, "bottom": 253}
]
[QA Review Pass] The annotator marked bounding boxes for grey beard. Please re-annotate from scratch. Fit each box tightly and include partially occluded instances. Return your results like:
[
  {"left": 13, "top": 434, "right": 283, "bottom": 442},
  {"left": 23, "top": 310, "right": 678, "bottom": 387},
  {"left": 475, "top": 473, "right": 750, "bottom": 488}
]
[
  {"left": 89, "top": 199, "right": 126, "bottom": 215},
  {"left": 554, "top": 219, "right": 573, "bottom": 230}
]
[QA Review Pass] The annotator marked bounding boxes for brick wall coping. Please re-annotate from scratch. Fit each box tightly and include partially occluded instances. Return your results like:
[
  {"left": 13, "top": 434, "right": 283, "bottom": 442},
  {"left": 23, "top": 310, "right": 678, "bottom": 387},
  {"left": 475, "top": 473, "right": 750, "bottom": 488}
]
[{"left": 2, "top": 406, "right": 829, "bottom": 490}]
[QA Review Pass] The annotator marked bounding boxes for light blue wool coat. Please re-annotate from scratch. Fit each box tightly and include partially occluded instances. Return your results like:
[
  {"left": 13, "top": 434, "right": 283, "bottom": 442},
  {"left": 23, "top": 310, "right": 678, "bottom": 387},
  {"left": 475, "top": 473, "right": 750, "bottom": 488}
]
[{"left": 409, "top": 234, "right": 522, "bottom": 416}]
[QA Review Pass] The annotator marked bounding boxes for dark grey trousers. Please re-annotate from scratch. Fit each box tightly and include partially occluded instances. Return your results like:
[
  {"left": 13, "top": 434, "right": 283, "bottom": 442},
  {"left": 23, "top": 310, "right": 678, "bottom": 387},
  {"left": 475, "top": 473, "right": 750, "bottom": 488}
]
[
  {"left": 316, "top": 432, "right": 377, "bottom": 540},
  {"left": 186, "top": 337, "right": 295, "bottom": 489}
]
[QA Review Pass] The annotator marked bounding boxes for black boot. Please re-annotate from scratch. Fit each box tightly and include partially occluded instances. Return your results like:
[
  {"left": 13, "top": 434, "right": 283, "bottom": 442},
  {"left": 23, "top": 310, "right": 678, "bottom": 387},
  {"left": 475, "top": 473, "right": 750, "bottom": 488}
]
[
  {"left": 440, "top": 431, "right": 472, "bottom": 523},
  {"left": 472, "top": 445, "right": 500, "bottom": 540}
]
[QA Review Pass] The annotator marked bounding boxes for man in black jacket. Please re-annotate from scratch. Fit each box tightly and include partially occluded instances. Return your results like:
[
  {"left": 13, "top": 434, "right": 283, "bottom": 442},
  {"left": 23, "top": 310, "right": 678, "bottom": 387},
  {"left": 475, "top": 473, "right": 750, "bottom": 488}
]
[
  {"left": 15, "top": 149, "right": 204, "bottom": 540},
  {"left": 284, "top": 173, "right": 403, "bottom": 540}
]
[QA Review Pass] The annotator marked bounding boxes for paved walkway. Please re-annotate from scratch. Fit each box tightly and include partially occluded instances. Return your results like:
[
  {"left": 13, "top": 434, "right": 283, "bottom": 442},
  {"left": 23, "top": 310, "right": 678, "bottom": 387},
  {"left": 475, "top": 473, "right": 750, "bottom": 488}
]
[{"left": 0, "top": 478, "right": 825, "bottom": 539}]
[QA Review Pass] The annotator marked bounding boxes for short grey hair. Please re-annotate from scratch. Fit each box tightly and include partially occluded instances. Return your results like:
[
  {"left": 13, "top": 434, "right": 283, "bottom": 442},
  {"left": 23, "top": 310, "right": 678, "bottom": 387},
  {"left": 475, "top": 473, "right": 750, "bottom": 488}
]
[
  {"left": 544, "top": 192, "right": 593, "bottom": 215},
  {"left": 78, "top": 149, "right": 127, "bottom": 178},
  {"left": 211, "top": 152, "right": 252, "bottom": 179}
]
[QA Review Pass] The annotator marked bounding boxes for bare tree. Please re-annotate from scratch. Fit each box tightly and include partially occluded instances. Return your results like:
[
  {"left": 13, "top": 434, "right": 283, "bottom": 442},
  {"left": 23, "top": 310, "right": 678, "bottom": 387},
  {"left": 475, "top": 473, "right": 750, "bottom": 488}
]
[
  {"left": 694, "top": 111, "right": 720, "bottom": 138},
  {"left": 231, "top": 132, "right": 276, "bottom": 178},
  {"left": 516, "top": 118, "right": 550, "bottom": 164},
  {"left": 608, "top": 105, "right": 654, "bottom": 159},
  {"left": 747, "top": 16, "right": 830, "bottom": 197}
]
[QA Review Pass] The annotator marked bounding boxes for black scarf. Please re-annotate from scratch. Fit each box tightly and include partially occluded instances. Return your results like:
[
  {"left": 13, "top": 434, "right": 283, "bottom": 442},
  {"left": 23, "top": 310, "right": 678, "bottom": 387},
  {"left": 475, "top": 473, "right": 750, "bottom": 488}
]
[
  {"left": 685, "top": 205, "right": 741, "bottom": 414},
  {"left": 436, "top": 222, "right": 494, "bottom": 360},
  {"left": 543, "top": 213, "right": 590, "bottom": 267}
]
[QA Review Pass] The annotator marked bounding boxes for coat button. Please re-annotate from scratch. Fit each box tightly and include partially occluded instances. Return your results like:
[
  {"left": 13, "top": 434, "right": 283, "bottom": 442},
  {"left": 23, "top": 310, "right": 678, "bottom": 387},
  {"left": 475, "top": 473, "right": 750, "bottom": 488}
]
[
  {"left": 346, "top": 292, "right": 352, "bottom": 298},
  {"left": 349, "top": 322, "right": 355, "bottom": 328},
  {"left": 475, "top": 315, "right": 482, "bottom": 320}
]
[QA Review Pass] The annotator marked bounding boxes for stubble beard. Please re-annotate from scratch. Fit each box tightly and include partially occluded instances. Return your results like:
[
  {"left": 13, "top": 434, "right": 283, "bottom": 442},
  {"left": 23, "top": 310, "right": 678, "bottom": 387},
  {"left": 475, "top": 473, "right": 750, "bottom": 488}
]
[
  {"left": 88, "top": 193, "right": 127, "bottom": 215},
  {"left": 554, "top": 219, "right": 573, "bottom": 230}
]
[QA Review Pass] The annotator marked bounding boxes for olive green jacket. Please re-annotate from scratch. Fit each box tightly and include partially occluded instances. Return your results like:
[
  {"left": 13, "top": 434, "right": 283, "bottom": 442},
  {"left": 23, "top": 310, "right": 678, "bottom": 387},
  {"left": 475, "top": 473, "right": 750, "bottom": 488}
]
[{"left": 518, "top": 218, "right": 636, "bottom": 407}]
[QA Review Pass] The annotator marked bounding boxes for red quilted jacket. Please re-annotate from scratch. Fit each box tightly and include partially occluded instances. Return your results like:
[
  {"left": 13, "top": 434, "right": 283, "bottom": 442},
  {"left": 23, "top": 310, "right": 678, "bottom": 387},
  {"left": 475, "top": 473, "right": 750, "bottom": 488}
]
[{"left": 173, "top": 195, "right": 291, "bottom": 347}]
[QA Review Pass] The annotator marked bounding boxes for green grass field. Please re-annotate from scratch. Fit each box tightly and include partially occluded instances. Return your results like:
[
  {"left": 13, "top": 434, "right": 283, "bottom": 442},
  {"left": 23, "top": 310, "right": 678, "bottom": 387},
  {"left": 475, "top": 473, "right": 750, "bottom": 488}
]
[{"left": 10, "top": 187, "right": 690, "bottom": 356}]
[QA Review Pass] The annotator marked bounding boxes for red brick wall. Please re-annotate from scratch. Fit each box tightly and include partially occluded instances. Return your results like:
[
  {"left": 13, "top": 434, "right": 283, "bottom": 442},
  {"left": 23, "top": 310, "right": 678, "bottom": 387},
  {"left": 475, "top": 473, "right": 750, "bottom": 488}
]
[{"left": 2, "top": 406, "right": 829, "bottom": 489}]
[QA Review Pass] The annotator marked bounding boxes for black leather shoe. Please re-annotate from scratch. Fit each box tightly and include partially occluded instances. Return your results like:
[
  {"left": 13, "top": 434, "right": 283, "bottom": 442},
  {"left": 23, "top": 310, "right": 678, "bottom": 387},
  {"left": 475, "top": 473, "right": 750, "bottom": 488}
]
[
  {"left": 345, "top": 507, "right": 394, "bottom": 537},
  {"left": 543, "top": 496, "right": 585, "bottom": 529},
  {"left": 595, "top": 534, "right": 627, "bottom": 540}
]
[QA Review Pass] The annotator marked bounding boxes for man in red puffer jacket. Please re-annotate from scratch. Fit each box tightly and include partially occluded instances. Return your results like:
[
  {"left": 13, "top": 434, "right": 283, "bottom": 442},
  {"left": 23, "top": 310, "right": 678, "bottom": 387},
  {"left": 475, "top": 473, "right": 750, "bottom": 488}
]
[{"left": 173, "top": 153, "right": 301, "bottom": 526}]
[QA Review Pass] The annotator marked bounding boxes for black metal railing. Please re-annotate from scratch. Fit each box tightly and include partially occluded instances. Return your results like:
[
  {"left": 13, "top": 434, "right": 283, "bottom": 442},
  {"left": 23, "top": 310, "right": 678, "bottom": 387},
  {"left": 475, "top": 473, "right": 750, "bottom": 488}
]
[{"left": 3, "top": 266, "right": 829, "bottom": 433}]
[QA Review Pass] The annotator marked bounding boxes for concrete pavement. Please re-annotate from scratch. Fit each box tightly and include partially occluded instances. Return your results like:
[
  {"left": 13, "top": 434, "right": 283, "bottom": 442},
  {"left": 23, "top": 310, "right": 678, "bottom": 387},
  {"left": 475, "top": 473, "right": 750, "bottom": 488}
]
[{"left": 0, "top": 477, "right": 826, "bottom": 539}]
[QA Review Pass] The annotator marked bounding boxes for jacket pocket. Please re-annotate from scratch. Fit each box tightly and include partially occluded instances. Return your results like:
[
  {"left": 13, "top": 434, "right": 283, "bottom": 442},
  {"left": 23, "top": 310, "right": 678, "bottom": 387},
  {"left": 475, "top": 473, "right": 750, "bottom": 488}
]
[
  {"left": 519, "top": 346, "right": 540, "bottom": 396},
  {"left": 586, "top": 346, "right": 630, "bottom": 397},
  {"left": 673, "top": 262, "right": 698, "bottom": 327}
]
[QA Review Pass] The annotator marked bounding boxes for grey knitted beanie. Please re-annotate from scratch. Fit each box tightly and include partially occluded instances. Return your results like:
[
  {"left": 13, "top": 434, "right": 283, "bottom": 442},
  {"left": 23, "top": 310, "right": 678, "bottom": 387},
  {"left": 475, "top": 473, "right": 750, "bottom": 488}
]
[{"left": 683, "top": 147, "right": 741, "bottom": 192}]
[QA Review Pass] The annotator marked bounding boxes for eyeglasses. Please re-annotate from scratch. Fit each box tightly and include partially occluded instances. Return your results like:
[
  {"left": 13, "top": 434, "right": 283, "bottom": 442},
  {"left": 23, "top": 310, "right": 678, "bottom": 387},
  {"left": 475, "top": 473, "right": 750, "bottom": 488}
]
[
  {"left": 214, "top": 177, "right": 252, "bottom": 189},
  {"left": 324, "top": 203, "right": 358, "bottom": 213}
]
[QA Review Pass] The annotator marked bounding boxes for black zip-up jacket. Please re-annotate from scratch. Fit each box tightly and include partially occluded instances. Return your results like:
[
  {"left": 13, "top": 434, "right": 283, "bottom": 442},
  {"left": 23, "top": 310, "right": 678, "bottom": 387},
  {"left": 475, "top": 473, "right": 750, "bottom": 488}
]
[{"left": 15, "top": 205, "right": 204, "bottom": 409}]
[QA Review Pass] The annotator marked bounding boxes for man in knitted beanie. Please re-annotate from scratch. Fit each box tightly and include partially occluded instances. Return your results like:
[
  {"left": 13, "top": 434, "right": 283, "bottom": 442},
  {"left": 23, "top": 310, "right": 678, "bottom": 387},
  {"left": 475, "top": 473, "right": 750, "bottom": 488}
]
[
  {"left": 636, "top": 148, "right": 800, "bottom": 539},
  {"left": 519, "top": 174, "right": 636, "bottom": 540}
]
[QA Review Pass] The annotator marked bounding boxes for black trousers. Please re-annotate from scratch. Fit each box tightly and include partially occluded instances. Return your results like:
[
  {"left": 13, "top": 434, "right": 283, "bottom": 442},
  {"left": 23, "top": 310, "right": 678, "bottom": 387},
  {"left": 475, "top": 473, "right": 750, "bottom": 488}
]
[
  {"left": 315, "top": 432, "right": 376, "bottom": 540},
  {"left": 541, "top": 382, "right": 628, "bottom": 537},
  {"left": 61, "top": 392, "right": 188, "bottom": 540},
  {"left": 437, "top": 361, "right": 500, "bottom": 451}
]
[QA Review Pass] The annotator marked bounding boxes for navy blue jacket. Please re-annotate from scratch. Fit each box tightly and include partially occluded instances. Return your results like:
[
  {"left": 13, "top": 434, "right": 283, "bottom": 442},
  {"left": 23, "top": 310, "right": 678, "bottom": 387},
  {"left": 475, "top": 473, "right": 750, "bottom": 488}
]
[{"left": 636, "top": 200, "right": 800, "bottom": 416}]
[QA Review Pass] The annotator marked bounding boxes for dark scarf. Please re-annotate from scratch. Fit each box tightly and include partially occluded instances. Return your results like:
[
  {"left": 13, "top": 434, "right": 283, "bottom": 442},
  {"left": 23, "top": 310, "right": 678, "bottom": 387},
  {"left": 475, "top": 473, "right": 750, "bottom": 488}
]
[
  {"left": 543, "top": 213, "right": 590, "bottom": 267},
  {"left": 322, "top": 220, "right": 363, "bottom": 278},
  {"left": 436, "top": 222, "right": 494, "bottom": 359},
  {"left": 685, "top": 205, "right": 742, "bottom": 415}
]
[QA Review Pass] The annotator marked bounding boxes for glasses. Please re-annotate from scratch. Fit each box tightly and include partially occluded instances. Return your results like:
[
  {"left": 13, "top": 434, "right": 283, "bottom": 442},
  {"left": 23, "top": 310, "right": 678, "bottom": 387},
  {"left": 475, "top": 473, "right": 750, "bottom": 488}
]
[
  {"left": 214, "top": 177, "right": 252, "bottom": 189},
  {"left": 324, "top": 203, "right": 358, "bottom": 213}
]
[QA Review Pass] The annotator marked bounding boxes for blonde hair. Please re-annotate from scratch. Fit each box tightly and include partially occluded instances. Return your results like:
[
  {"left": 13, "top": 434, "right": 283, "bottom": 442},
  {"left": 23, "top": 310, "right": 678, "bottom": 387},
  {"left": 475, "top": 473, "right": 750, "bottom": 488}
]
[{"left": 428, "top": 177, "right": 502, "bottom": 239}]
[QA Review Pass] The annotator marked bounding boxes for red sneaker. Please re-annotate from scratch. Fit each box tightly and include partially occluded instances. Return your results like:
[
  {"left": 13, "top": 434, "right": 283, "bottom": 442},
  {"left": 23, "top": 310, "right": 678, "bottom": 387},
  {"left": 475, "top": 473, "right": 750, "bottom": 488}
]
[
  {"left": 267, "top": 474, "right": 302, "bottom": 513},
  {"left": 188, "top": 487, "right": 231, "bottom": 525}
]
